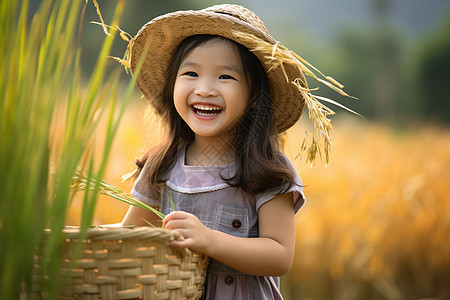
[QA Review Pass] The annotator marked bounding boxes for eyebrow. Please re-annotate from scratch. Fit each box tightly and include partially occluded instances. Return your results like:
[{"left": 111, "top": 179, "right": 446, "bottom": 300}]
[
  {"left": 180, "top": 61, "right": 242, "bottom": 74},
  {"left": 221, "top": 63, "right": 242, "bottom": 74}
]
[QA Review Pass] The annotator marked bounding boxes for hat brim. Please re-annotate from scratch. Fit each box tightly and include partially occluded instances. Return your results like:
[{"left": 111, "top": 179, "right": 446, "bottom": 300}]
[{"left": 130, "top": 8, "right": 306, "bottom": 133}]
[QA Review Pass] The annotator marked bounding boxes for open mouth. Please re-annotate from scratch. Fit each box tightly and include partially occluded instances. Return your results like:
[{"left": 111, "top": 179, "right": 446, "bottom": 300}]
[{"left": 192, "top": 104, "right": 223, "bottom": 117}]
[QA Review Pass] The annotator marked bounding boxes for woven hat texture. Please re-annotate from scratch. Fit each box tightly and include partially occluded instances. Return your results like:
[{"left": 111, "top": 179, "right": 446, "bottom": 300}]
[{"left": 130, "top": 4, "right": 306, "bottom": 133}]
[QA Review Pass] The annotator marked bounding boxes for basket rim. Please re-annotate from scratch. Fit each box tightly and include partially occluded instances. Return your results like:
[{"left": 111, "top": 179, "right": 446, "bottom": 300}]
[{"left": 47, "top": 226, "right": 185, "bottom": 246}]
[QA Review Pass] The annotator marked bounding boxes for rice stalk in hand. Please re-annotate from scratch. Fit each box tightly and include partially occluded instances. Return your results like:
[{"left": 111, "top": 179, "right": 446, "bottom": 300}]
[{"left": 71, "top": 167, "right": 166, "bottom": 220}]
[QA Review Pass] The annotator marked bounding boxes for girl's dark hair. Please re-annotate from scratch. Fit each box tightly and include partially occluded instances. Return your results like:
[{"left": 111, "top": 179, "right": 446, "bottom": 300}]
[{"left": 137, "top": 34, "right": 295, "bottom": 196}]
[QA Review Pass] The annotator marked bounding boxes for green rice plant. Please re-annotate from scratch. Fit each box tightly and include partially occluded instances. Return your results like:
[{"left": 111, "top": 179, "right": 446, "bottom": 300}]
[
  {"left": 0, "top": 0, "right": 134, "bottom": 298},
  {"left": 71, "top": 167, "right": 166, "bottom": 221}
]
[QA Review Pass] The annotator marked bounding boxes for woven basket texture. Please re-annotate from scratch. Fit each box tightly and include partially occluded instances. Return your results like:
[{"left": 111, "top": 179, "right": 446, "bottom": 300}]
[{"left": 32, "top": 227, "right": 208, "bottom": 300}]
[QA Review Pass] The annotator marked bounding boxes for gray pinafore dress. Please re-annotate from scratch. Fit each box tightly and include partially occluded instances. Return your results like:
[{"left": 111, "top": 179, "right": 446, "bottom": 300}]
[{"left": 131, "top": 148, "right": 305, "bottom": 300}]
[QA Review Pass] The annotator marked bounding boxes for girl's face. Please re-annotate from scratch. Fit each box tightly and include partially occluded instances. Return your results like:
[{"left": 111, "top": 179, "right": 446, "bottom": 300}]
[{"left": 173, "top": 38, "right": 249, "bottom": 141}]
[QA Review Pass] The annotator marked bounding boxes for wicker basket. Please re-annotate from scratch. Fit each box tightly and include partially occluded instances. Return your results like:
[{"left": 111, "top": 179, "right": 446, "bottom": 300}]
[{"left": 32, "top": 227, "right": 209, "bottom": 299}]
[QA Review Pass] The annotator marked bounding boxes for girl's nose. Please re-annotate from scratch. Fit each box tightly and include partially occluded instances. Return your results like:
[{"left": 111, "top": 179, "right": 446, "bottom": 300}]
[{"left": 194, "top": 79, "right": 218, "bottom": 97}]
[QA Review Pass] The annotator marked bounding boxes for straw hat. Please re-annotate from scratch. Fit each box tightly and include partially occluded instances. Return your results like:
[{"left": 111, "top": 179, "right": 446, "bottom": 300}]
[{"left": 129, "top": 4, "right": 307, "bottom": 133}]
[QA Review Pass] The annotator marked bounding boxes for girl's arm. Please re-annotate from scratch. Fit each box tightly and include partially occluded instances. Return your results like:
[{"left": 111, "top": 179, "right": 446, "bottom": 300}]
[
  {"left": 163, "top": 192, "right": 296, "bottom": 276},
  {"left": 122, "top": 206, "right": 163, "bottom": 227}
]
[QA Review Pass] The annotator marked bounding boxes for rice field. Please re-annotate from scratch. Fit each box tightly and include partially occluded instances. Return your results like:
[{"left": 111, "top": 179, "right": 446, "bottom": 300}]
[
  {"left": 66, "top": 101, "right": 450, "bottom": 299},
  {"left": 283, "top": 119, "right": 450, "bottom": 300}
]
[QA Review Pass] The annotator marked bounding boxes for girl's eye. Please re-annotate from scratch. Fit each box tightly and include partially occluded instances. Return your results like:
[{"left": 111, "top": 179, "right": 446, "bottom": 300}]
[
  {"left": 219, "top": 74, "right": 236, "bottom": 80},
  {"left": 182, "top": 71, "right": 198, "bottom": 77}
]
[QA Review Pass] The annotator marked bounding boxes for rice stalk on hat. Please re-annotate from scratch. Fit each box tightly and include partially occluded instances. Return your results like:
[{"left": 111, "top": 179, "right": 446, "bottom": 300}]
[{"left": 106, "top": 4, "right": 359, "bottom": 165}]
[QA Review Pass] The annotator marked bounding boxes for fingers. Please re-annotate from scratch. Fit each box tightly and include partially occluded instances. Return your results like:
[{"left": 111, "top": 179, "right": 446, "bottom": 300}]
[
  {"left": 170, "top": 238, "right": 192, "bottom": 249},
  {"left": 164, "top": 219, "right": 186, "bottom": 231},
  {"left": 163, "top": 211, "right": 190, "bottom": 228},
  {"left": 162, "top": 211, "right": 209, "bottom": 252}
]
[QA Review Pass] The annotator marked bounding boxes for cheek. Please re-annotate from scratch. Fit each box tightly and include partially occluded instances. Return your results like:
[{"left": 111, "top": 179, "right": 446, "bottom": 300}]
[
  {"left": 235, "top": 86, "right": 250, "bottom": 114},
  {"left": 173, "top": 80, "right": 189, "bottom": 118},
  {"left": 228, "top": 96, "right": 248, "bottom": 120},
  {"left": 173, "top": 81, "right": 183, "bottom": 107},
  {"left": 173, "top": 96, "right": 183, "bottom": 119}
]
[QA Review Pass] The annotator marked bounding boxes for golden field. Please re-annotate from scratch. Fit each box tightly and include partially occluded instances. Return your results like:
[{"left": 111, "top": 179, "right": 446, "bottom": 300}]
[
  {"left": 66, "top": 101, "right": 450, "bottom": 299},
  {"left": 284, "top": 119, "right": 450, "bottom": 299}
]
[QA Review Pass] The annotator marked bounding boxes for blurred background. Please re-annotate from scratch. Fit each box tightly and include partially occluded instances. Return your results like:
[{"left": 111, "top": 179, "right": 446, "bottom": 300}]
[{"left": 29, "top": 0, "right": 450, "bottom": 299}]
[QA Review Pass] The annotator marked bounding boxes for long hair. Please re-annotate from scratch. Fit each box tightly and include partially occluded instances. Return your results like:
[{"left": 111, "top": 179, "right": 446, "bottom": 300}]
[{"left": 137, "top": 34, "right": 294, "bottom": 196}]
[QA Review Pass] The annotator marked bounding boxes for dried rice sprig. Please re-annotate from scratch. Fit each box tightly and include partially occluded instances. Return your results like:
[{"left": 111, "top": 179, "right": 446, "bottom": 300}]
[
  {"left": 294, "top": 78, "right": 333, "bottom": 165},
  {"left": 90, "top": 21, "right": 133, "bottom": 72},
  {"left": 88, "top": 0, "right": 133, "bottom": 71},
  {"left": 233, "top": 30, "right": 359, "bottom": 165},
  {"left": 115, "top": 40, "right": 132, "bottom": 72},
  {"left": 88, "top": 0, "right": 110, "bottom": 36},
  {"left": 71, "top": 167, "right": 165, "bottom": 220},
  {"left": 90, "top": 22, "right": 132, "bottom": 42}
]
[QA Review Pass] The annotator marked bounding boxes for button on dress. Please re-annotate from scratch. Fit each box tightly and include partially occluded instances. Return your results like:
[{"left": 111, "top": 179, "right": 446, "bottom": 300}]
[{"left": 131, "top": 147, "right": 305, "bottom": 300}]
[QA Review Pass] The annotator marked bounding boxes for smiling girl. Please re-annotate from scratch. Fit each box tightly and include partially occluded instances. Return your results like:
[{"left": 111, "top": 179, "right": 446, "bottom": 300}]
[{"left": 120, "top": 4, "right": 349, "bottom": 300}]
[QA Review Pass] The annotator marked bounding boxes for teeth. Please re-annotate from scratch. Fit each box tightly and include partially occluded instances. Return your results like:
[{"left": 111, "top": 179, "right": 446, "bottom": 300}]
[
  {"left": 193, "top": 104, "right": 222, "bottom": 111},
  {"left": 192, "top": 104, "right": 222, "bottom": 116},
  {"left": 197, "top": 111, "right": 218, "bottom": 116}
]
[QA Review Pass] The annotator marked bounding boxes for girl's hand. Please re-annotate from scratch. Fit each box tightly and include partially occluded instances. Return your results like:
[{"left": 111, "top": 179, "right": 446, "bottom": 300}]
[
  {"left": 164, "top": 193, "right": 295, "bottom": 276},
  {"left": 163, "top": 211, "right": 212, "bottom": 253}
]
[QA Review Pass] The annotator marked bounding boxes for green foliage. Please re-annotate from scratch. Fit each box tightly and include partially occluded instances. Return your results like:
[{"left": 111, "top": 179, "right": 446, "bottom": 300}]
[
  {"left": 312, "top": 25, "right": 404, "bottom": 122},
  {"left": 414, "top": 13, "right": 450, "bottom": 124},
  {"left": 308, "top": 14, "right": 450, "bottom": 126},
  {"left": 0, "top": 0, "right": 135, "bottom": 298}
]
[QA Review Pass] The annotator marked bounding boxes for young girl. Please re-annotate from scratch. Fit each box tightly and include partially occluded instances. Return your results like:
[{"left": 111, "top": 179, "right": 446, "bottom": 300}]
[{"left": 120, "top": 4, "right": 346, "bottom": 299}]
